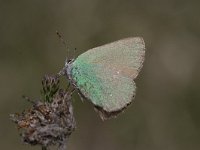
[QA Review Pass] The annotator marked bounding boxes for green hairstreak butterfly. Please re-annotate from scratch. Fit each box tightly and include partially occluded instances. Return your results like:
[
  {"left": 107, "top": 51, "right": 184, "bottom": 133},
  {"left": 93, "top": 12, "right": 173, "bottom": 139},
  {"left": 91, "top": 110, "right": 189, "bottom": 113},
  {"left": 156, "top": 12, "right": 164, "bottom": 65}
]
[{"left": 64, "top": 37, "right": 145, "bottom": 120}]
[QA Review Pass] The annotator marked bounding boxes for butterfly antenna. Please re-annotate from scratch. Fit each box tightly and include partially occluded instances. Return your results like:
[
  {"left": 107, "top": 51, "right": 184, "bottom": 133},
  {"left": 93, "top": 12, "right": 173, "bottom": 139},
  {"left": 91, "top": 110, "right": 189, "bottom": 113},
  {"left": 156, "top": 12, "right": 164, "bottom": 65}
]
[
  {"left": 73, "top": 47, "right": 77, "bottom": 59},
  {"left": 56, "top": 31, "right": 69, "bottom": 61}
]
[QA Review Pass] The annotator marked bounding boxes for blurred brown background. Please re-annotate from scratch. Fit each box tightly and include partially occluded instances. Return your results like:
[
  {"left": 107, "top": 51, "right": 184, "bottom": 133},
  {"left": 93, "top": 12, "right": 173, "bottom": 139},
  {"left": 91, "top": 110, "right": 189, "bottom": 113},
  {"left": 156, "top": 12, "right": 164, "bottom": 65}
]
[{"left": 0, "top": 0, "right": 200, "bottom": 150}]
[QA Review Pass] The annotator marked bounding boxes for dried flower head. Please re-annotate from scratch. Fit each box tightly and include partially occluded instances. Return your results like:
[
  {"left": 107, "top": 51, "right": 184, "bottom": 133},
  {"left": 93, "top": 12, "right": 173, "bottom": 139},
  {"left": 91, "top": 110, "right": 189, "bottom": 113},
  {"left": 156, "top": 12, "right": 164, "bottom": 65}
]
[{"left": 10, "top": 75, "right": 76, "bottom": 150}]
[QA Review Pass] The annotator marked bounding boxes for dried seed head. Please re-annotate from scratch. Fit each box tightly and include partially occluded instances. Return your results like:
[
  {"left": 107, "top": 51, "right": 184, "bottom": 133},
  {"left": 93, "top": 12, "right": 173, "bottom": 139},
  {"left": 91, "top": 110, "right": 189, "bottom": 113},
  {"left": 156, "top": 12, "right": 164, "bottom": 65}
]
[{"left": 10, "top": 75, "right": 75, "bottom": 150}]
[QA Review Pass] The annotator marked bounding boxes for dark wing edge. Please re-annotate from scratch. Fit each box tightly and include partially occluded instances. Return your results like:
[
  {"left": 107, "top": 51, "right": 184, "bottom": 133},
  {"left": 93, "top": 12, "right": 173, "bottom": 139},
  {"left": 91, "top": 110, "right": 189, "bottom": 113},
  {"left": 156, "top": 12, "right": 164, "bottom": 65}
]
[{"left": 94, "top": 96, "right": 133, "bottom": 121}]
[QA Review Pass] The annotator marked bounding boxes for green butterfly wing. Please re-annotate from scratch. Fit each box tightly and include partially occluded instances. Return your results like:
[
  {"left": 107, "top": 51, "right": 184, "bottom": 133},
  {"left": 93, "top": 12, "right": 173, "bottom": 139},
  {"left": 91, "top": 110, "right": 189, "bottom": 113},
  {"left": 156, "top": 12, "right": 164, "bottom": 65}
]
[{"left": 70, "top": 37, "right": 145, "bottom": 119}]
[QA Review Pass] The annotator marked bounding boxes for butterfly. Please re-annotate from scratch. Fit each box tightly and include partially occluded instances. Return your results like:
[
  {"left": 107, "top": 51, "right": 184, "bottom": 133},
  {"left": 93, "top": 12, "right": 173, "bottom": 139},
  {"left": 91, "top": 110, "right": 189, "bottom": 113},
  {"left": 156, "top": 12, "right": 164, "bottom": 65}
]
[{"left": 63, "top": 37, "right": 145, "bottom": 120}]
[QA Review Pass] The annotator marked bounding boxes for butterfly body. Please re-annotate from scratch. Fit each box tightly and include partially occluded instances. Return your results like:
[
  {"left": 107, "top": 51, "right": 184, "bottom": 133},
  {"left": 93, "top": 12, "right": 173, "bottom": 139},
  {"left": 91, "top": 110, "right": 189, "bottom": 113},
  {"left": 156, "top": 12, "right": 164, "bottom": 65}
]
[{"left": 65, "top": 37, "right": 145, "bottom": 120}]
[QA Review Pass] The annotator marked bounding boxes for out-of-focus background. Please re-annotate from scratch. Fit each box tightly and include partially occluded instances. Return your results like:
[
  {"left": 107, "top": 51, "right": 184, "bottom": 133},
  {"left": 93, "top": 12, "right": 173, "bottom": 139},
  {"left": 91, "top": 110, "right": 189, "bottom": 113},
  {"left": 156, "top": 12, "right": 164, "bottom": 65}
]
[{"left": 0, "top": 0, "right": 200, "bottom": 150}]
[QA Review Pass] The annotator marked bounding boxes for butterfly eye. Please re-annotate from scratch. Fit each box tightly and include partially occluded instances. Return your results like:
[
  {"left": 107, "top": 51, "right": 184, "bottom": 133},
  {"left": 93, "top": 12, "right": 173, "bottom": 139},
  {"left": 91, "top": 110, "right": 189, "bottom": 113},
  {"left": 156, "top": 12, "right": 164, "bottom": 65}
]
[{"left": 67, "top": 59, "right": 72, "bottom": 63}]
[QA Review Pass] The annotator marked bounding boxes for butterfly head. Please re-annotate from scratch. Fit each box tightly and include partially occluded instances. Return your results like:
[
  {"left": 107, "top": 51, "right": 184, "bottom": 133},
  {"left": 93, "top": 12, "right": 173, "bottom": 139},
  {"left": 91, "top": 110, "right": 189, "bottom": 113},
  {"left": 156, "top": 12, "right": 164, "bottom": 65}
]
[{"left": 63, "top": 58, "right": 75, "bottom": 80}]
